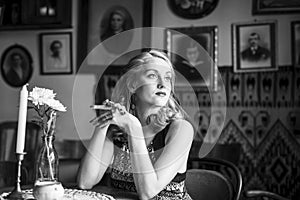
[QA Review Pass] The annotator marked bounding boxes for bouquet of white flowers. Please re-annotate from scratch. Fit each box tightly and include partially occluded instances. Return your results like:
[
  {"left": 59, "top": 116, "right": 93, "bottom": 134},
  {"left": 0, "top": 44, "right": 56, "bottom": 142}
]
[
  {"left": 27, "top": 86, "right": 66, "bottom": 182},
  {"left": 28, "top": 87, "right": 66, "bottom": 136}
]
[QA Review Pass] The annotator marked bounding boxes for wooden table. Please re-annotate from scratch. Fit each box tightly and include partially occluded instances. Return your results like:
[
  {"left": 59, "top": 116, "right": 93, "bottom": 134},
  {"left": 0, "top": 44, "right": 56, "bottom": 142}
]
[{"left": 0, "top": 184, "right": 139, "bottom": 200}]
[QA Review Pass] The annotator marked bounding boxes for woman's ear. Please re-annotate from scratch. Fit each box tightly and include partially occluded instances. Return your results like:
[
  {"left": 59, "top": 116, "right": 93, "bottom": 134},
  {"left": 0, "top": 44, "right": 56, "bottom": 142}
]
[{"left": 127, "top": 80, "right": 136, "bottom": 93}]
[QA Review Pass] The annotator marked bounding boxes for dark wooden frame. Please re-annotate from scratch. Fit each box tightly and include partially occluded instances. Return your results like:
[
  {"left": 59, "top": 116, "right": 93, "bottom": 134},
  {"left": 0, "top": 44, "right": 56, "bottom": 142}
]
[
  {"left": 39, "top": 32, "right": 73, "bottom": 75},
  {"left": 165, "top": 26, "right": 218, "bottom": 90},
  {"left": 0, "top": 44, "right": 33, "bottom": 87},
  {"left": 252, "top": 0, "right": 300, "bottom": 15},
  {"left": 0, "top": 2, "right": 4, "bottom": 25},
  {"left": 232, "top": 20, "right": 277, "bottom": 73},
  {"left": 76, "top": 0, "right": 152, "bottom": 72},
  {"left": 0, "top": 0, "right": 72, "bottom": 30},
  {"left": 292, "top": 21, "right": 300, "bottom": 68},
  {"left": 167, "top": 0, "right": 219, "bottom": 19}
]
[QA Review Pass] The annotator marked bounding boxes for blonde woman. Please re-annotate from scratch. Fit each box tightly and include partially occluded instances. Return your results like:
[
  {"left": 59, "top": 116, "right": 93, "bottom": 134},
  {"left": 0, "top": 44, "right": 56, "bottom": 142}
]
[{"left": 78, "top": 50, "right": 194, "bottom": 200}]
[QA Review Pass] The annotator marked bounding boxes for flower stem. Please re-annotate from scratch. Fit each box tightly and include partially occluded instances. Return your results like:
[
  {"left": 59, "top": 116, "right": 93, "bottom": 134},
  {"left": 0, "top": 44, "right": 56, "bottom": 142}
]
[{"left": 44, "top": 135, "right": 54, "bottom": 180}]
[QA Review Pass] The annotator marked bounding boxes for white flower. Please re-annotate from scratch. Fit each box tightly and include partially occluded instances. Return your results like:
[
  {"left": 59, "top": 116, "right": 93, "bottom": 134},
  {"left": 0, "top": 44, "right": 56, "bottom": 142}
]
[
  {"left": 28, "top": 86, "right": 66, "bottom": 112},
  {"left": 28, "top": 87, "right": 56, "bottom": 106},
  {"left": 45, "top": 99, "right": 66, "bottom": 112}
]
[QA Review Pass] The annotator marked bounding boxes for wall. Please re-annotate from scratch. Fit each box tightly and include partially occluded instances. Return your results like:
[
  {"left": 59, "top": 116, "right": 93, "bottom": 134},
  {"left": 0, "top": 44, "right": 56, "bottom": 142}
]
[{"left": 0, "top": 0, "right": 97, "bottom": 140}]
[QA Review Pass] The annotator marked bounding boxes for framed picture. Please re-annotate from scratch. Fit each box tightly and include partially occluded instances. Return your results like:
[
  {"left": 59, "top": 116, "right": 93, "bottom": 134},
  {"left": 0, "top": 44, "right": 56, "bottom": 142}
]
[
  {"left": 292, "top": 21, "right": 300, "bottom": 68},
  {"left": 167, "top": 0, "right": 219, "bottom": 19},
  {"left": 0, "top": 44, "right": 33, "bottom": 87},
  {"left": 1, "top": 0, "right": 71, "bottom": 27},
  {"left": 84, "top": 0, "right": 146, "bottom": 67},
  {"left": 0, "top": 2, "right": 4, "bottom": 25},
  {"left": 39, "top": 32, "right": 72, "bottom": 75},
  {"left": 165, "top": 26, "right": 218, "bottom": 90},
  {"left": 232, "top": 20, "right": 277, "bottom": 73},
  {"left": 252, "top": 0, "right": 300, "bottom": 15}
]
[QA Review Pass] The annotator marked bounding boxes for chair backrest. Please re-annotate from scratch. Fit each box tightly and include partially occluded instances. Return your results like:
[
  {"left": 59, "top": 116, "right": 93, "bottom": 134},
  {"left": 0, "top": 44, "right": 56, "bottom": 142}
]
[
  {"left": 187, "top": 157, "right": 242, "bottom": 200},
  {"left": 0, "top": 121, "right": 41, "bottom": 184},
  {"left": 190, "top": 141, "right": 242, "bottom": 165},
  {"left": 186, "top": 169, "right": 233, "bottom": 200},
  {"left": 0, "top": 161, "right": 28, "bottom": 188}
]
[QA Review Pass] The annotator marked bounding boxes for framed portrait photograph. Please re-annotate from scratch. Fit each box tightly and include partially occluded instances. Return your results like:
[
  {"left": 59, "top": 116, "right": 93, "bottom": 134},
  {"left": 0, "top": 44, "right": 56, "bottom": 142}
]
[
  {"left": 232, "top": 20, "right": 277, "bottom": 73},
  {"left": 167, "top": 0, "right": 219, "bottom": 19},
  {"left": 0, "top": 44, "right": 33, "bottom": 87},
  {"left": 0, "top": 2, "right": 4, "bottom": 25},
  {"left": 165, "top": 26, "right": 218, "bottom": 90},
  {"left": 252, "top": 0, "right": 300, "bottom": 15},
  {"left": 85, "top": 0, "right": 144, "bottom": 67},
  {"left": 40, "top": 32, "right": 72, "bottom": 75},
  {"left": 292, "top": 21, "right": 300, "bottom": 68}
]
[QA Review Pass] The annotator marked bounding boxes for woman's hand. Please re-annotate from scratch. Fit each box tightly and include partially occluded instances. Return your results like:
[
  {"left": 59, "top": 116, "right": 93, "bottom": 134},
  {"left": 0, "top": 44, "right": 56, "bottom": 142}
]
[
  {"left": 110, "top": 102, "right": 141, "bottom": 133},
  {"left": 90, "top": 99, "right": 140, "bottom": 132},
  {"left": 89, "top": 105, "right": 114, "bottom": 129}
]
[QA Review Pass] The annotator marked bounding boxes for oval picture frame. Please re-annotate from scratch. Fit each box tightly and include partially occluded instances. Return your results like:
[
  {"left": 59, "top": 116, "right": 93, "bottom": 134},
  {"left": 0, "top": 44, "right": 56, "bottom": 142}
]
[
  {"left": 1, "top": 44, "right": 33, "bottom": 87},
  {"left": 168, "top": 0, "right": 219, "bottom": 19}
]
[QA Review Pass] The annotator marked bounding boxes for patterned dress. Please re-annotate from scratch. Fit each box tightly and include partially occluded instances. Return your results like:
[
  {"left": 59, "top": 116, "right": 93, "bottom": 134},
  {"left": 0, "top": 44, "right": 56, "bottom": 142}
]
[{"left": 109, "top": 124, "right": 193, "bottom": 200}]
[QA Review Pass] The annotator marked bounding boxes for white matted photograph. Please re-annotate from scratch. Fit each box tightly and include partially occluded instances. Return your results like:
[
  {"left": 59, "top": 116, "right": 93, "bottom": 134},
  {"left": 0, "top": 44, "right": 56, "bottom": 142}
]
[{"left": 40, "top": 32, "right": 72, "bottom": 75}]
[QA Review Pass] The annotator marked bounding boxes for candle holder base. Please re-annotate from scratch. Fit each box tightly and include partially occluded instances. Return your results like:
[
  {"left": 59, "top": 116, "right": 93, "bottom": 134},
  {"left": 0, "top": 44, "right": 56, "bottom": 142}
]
[
  {"left": 7, "top": 189, "right": 26, "bottom": 200},
  {"left": 7, "top": 152, "right": 27, "bottom": 200}
]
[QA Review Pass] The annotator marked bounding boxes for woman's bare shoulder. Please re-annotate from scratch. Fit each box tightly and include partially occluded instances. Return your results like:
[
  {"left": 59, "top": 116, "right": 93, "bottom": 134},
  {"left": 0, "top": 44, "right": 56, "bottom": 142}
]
[
  {"left": 170, "top": 119, "right": 193, "bottom": 129},
  {"left": 167, "top": 119, "right": 194, "bottom": 140}
]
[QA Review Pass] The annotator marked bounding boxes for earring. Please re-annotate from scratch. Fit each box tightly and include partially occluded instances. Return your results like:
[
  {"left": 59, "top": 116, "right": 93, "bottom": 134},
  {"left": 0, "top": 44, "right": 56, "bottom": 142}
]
[
  {"left": 130, "top": 103, "right": 136, "bottom": 111},
  {"left": 130, "top": 93, "right": 136, "bottom": 111}
]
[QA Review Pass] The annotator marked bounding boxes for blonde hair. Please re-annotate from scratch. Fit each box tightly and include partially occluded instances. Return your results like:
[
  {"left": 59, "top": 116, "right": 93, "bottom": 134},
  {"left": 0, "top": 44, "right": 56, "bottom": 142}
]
[{"left": 111, "top": 50, "right": 188, "bottom": 122}]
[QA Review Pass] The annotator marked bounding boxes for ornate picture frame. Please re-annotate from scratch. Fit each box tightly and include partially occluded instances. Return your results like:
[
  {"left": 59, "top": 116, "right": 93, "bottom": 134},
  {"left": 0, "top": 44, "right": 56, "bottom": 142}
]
[
  {"left": 0, "top": 44, "right": 33, "bottom": 87},
  {"left": 292, "top": 21, "right": 300, "bottom": 68},
  {"left": 252, "top": 0, "right": 300, "bottom": 15},
  {"left": 40, "top": 32, "right": 72, "bottom": 75},
  {"left": 232, "top": 20, "right": 277, "bottom": 73},
  {"left": 167, "top": 0, "right": 219, "bottom": 19},
  {"left": 165, "top": 26, "right": 218, "bottom": 90},
  {"left": 85, "top": 0, "right": 144, "bottom": 67}
]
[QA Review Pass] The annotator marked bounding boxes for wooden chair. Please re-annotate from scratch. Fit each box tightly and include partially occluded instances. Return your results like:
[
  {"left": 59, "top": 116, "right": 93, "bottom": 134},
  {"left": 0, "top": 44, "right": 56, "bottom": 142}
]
[
  {"left": 0, "top": 121, "right": 41, "bottom": 185},
  {"left": 187, "top": 157, "right": 242, "bottom": 200},
  {"left": 186, "top": 168, "right": 233, "bottom": 200},
  {"left": 0, "top": 161, "right": 28, "bottom": 188},
  {"left": 187, "top": 157, "right": 290, "bottom": 200}
]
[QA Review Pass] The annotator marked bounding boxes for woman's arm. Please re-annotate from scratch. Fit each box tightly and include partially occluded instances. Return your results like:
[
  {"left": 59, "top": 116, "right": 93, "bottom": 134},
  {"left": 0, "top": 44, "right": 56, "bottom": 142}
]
[
  {"left": 77, "top": 125, "right": 114, "bottom": 189},
  {"left": 128, "top": 119, "right": 194, "bottom": 200}
]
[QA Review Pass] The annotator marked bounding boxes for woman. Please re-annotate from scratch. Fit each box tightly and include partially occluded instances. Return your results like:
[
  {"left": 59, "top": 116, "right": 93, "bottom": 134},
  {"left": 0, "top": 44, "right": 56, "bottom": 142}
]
[
  {"left": 77, "top": 50, "right": 194, "bottom": 200},
  {"left": 100, "top": 8, "right": 133, "bottom": 54},
  {"left": 101, "top": 9, "right": 126, "bottom": 42}
]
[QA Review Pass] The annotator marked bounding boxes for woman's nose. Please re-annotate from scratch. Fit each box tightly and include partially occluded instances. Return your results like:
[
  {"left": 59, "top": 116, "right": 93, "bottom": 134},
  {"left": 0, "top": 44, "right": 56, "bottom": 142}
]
[
  {"left": 157, "top": 84, "right": 164, "bottom": 89},
  {"left": 157, "top": 77, "right": 165, "bottom": 89}
]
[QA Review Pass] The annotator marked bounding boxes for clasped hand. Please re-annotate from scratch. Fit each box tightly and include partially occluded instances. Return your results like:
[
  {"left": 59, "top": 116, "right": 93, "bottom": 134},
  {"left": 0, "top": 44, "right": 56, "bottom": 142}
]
[{"left": 90, "top": 99, "right": 140, "bottom": 131}]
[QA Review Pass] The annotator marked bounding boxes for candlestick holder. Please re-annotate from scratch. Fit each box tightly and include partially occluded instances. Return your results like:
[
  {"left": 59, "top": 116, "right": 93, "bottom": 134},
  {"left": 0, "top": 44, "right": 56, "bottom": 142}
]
[{"left": 7, "top": 152, "right": 27, "bottom": 200}]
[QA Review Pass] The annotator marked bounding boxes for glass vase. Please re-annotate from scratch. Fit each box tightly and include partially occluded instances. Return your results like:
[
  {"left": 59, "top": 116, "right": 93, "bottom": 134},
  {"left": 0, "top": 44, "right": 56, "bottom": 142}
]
[{"left": 35, "top": 135, "right": 59, "bottom": 182}]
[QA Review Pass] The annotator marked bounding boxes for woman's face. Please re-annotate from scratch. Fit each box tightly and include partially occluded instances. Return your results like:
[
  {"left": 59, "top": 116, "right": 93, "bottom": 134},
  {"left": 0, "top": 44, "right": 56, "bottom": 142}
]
[
  {"left": 133, "top": 60, "right": 173, "bottom": 108},
  {"left": 110, "top": 13, "right": 124, "bottom": 32}
]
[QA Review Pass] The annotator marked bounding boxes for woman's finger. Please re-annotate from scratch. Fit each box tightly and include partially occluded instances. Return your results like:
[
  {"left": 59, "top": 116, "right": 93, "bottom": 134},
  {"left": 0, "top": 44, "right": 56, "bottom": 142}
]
[{"left": 113, "top": 103, "right": 126, "bottom": 115}]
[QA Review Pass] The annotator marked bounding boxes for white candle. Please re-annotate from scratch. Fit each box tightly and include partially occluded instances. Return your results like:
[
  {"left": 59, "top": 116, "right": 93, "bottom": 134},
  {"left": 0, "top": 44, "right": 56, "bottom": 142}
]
[{"left": 16, "top": 84, "right": 28, "bottom": 154}]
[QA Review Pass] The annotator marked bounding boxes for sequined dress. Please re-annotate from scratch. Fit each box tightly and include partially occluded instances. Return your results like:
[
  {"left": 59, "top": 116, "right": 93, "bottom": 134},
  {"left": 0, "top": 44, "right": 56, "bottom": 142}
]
[{"left": 109, "top": 124, "right": 193, "bottom": 200}]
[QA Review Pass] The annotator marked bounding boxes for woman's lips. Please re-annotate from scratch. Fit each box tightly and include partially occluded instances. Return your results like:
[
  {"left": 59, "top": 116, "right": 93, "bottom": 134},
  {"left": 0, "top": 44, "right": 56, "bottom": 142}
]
[{"left": 155, "top": 91, "right": 166, "bottom": 96}]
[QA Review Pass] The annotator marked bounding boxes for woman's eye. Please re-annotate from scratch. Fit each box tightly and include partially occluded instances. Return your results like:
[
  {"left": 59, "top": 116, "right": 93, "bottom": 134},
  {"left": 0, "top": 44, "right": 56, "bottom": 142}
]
[
  {"left": 148, "top": 74, "right": 157, "bottom": 79},
  {"left": 165, "top": 76, "right": 172, "bottom": 82}
]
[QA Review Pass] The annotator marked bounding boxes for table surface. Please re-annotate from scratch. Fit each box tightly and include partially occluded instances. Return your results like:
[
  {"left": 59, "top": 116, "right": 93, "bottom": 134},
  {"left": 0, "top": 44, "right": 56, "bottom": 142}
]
[{"left": 0, "top": 184, "right": 139, "bottom": 200}]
